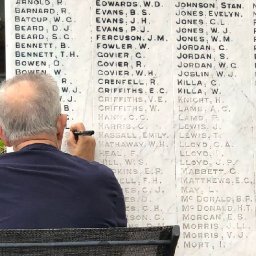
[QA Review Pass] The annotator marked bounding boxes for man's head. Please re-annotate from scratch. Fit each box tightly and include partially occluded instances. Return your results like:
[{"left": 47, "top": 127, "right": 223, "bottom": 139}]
[{"left": 0, "top": 73, "right": 66, "bottom": 148}]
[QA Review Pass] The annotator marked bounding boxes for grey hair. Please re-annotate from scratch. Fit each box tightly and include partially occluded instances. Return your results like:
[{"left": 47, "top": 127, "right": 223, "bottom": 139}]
[{"left": 0, "top": 73, "right": 61, "bottom": 144}]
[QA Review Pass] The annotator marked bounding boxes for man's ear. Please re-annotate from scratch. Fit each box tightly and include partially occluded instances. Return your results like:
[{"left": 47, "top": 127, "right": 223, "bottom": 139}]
[
  {"left": 56, "top": 114, "right": 67, "bottom": 141},
  {"left": 0, "top": 127, "right": 11, "bottom": 147}
]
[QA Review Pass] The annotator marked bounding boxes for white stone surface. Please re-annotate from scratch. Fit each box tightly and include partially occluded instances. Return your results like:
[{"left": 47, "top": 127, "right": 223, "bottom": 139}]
[{"left": 5, "top": 0, "right": 256, "bottom": 255}]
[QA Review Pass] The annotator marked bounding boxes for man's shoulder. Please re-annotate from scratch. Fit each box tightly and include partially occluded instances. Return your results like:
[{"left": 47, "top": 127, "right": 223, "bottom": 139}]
[
  {"left": 62, "top": 151, "right": 113, "bottom": 172},
  {"left": 0, "top": 146, "right": 112, "bottom": 174},
  {"left": 73, "top": 156, "right": 117, "bottom": 180},
  {"left": 0, "top": 147, "right": 117, "bottom": 185},
  {"left": 48, "top": 146, "right": 117, "bottom": 180}
]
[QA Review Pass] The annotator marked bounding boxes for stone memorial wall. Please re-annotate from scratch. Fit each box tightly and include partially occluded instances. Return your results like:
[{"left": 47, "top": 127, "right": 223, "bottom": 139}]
[{"left": 5, "top": 0, "right": 256, "bottom": 255}]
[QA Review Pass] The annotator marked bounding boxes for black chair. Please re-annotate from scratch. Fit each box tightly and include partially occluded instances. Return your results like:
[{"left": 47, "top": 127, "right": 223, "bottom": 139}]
[{"left": 0, "top": 225, "right": 180, "bottom": 255}]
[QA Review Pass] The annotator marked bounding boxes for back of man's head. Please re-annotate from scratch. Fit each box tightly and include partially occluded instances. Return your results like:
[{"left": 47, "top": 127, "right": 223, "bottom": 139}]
[{"left": 0, "top": 73, "right": 61, "bottom": 144}]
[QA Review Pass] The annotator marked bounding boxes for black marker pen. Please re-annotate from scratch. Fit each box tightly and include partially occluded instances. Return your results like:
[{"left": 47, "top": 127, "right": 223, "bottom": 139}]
[{"left": 73, "top": 130, "right": 95, "bottom": 137}]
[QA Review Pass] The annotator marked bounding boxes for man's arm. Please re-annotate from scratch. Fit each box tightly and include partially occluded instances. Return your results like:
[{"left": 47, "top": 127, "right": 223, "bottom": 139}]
[{"left": 67, "top": 123, "right": 96, "bottom": 161}]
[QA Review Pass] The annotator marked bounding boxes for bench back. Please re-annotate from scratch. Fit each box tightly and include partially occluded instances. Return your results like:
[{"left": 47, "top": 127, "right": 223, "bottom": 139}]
[{"left": 0, "top": 225, "right": 180, "bottom": 255}]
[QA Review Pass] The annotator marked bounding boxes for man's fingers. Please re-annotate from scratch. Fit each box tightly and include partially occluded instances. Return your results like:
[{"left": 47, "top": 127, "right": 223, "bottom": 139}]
[{"left": 69, "top": 122, "right": 86, "bottom": 132}]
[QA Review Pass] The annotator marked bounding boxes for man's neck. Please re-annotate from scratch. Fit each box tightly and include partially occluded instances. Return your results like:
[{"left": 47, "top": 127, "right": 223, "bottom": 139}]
[{"left": 13, "top": 135, "right": 59, "bottom": 151}]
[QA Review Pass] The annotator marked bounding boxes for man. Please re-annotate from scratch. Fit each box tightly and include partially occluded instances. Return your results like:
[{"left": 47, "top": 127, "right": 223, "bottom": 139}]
[{"left": 0, "top": 73, "right": 127, "bottom": 228}]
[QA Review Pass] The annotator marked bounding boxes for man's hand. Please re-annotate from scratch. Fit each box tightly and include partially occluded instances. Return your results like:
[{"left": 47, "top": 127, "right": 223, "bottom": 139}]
[{"left": 67, "top": 123, "right": 96, "bottom": 161}]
